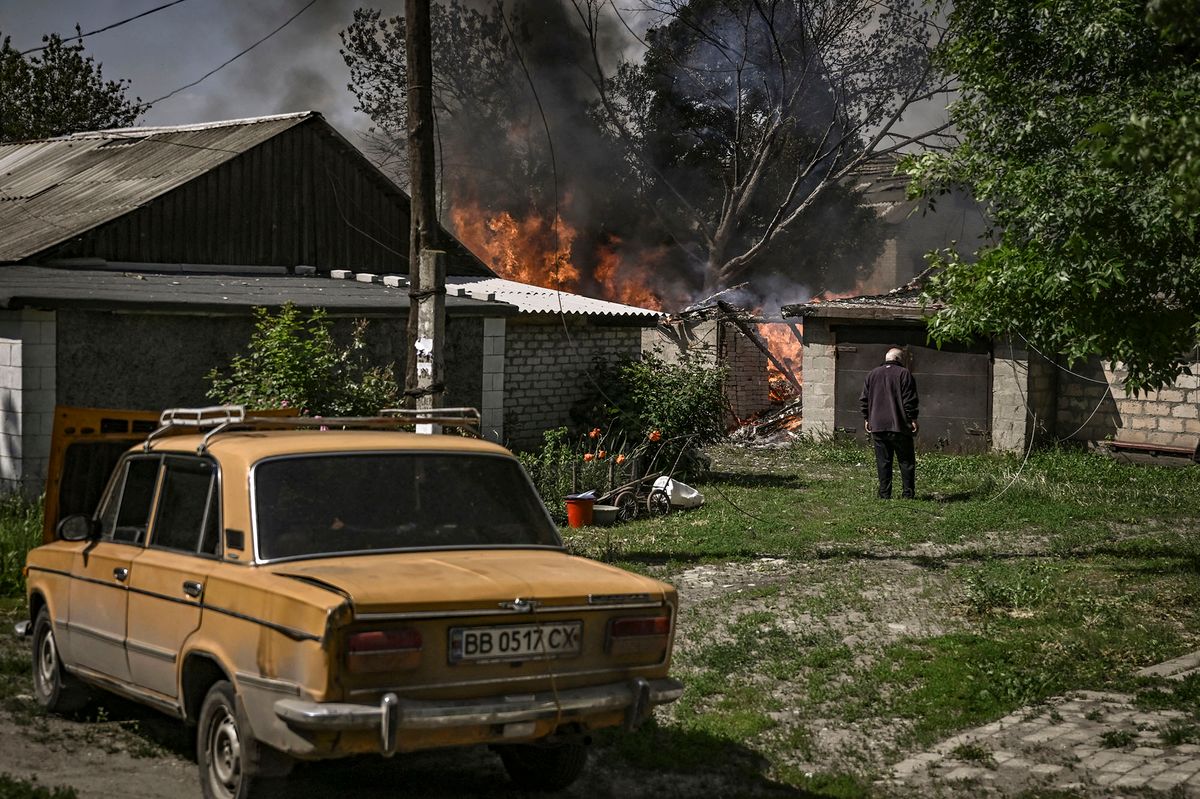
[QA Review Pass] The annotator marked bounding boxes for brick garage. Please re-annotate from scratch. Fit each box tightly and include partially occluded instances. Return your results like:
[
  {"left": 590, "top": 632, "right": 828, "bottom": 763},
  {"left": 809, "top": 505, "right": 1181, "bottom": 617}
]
[
  {"left": 787, "top": 284, "right": 1200, "bottom": 457},
  {"left": 443, "top": 276, "right": 663, "bottom": 451},
  {"left": 502, "top": 318, "right": 645, "bottom": 450}
]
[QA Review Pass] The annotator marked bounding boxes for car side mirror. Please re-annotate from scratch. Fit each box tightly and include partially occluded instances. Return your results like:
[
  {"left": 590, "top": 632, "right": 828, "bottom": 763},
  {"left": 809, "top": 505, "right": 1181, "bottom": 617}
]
[{"left": 57, "top": 514, "right": 99, "bottom": 542}]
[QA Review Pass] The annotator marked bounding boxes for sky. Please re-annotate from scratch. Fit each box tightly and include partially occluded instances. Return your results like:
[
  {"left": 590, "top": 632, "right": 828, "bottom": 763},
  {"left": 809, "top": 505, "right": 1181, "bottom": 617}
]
[{"left": 0, "top": 0, "right": 395, "bottom": 138}]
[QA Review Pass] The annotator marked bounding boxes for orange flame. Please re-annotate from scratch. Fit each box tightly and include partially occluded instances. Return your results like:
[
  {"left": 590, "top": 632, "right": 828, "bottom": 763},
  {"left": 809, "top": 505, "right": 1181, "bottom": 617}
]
[
  {"left": 758, "top": 321, "right": 803, "bottom": 401},
  {"left": 451, "top": 200, "right": 580, "bottom": 290},
  {"left": 595, "top": 238, "right": 664, "bottom": 310},
  {"left": 450, "top": 201, "right": 666, "bottom": 310}
]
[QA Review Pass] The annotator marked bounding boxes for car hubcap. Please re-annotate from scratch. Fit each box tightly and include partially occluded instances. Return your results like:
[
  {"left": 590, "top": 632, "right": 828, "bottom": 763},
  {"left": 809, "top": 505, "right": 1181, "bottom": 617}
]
[
  {"left": 37, "top": 628, "right": 57, "bottom": 694},
  {"left": 208, "top": 707, "right": 241, "bottom": 797}
]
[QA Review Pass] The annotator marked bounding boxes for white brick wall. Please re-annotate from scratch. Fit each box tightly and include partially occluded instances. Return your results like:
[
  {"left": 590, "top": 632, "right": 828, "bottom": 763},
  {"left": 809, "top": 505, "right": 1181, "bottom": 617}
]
[
  {"left": 504, "top": 319, "right": 643, "bottom": 450},
  {"left": 800, "top": 319, "right": 836, "bottom": 438},
  {"left": 0, "top": 309, "right": 57, "bottom": 496}
]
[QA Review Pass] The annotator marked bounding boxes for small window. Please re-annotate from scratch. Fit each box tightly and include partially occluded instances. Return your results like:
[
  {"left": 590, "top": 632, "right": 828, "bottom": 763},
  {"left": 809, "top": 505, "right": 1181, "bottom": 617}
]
[
  {"left": 101, "top": 457, "right": 161, "bottom": 544},
  {"left": 151, "top": 458, "right": 217, "bottom": 554}
]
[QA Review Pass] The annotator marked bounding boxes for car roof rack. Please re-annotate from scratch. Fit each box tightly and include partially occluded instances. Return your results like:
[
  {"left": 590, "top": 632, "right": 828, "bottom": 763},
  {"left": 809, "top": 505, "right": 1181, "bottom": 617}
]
[{"left": 144, "top": 406, "right": 482, "bottom": 453}]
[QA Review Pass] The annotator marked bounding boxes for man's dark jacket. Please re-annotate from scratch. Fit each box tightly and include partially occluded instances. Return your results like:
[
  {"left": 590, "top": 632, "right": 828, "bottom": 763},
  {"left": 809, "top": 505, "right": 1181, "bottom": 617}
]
[{"left": 860, "top": 360, "right": 919, "bottom": 434}]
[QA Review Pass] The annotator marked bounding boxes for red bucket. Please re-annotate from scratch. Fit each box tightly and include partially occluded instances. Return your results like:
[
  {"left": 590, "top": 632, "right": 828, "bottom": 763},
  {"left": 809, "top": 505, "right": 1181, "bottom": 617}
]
[{"left": 565, "top": 497, "right": 595, "bottom": 528}]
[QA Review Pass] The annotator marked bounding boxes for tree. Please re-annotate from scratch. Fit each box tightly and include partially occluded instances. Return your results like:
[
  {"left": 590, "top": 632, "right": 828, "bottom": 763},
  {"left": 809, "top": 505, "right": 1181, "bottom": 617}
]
[
  {"left": 903, "top": 0, "right": 1200, "bottom": 391},
  {"left": 207, "top": 304, "right": 399, "bottom": 416},
  {"left": 0, "top": 29, "right": 143, "bottom": 142},
  {"left": 575, "top": 0, "right": 952, "bottom": 293}
]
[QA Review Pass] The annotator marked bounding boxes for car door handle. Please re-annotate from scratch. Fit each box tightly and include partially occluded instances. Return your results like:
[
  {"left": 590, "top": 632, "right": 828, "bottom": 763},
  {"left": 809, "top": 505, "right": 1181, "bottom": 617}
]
[
  {"left": 113, "top": 567, "right": 129, "bottom": 582},
  {"left": 182, "top": 580, "right": 203, "bottom": 599}
]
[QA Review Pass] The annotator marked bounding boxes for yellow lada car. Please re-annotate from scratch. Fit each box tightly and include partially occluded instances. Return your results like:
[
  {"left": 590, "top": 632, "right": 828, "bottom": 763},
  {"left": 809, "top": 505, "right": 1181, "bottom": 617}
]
[{"left": 18, "top": 406, "right": 682, "bottom": 799}]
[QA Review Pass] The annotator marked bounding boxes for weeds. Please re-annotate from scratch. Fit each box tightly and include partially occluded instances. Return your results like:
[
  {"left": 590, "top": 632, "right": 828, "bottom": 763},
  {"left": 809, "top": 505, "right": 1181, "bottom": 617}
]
[
  {"left": 950, "top": 742, "right": 996, "bottom": 768},
  {"left": 0, "top": 774, "right": 77, "bottom": 799},
  {"left": 1159, "top": 721, "right": 1200, "bottom": 746},
  {"left": 0, "top": 494, "right": 40, "bottom": 598},
  {"left": 1100, "top": 729, "right": 1136, "bottom": 748}
]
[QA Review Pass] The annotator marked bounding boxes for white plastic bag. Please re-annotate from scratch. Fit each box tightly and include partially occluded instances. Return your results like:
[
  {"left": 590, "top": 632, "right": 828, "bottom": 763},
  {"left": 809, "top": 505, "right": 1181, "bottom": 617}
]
[{"left": 652, "top": 476, "right": 704, "bottom": 508}]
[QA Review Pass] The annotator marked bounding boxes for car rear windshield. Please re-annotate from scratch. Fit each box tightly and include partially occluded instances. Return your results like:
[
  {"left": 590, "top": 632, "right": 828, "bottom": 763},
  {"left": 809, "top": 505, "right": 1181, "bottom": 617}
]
[{"left": 253, "top": 453, "right": 561, "bottom": 561}]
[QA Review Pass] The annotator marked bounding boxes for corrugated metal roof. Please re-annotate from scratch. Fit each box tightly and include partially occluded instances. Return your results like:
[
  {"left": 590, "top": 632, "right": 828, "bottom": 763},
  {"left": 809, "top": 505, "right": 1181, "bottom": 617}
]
[
  {"left": 0, "top": 264, "right": 517, "bottom": 316},
  {"left": 320, "top": 271, "right": 661, "bottom": 319},
  {"left": 781, "top": 268, "right": 939, "bottom": 319},
  {"left": 0, "top": 113, "right": 311, "bottom": 263},
  {"left": 445, "top": 276, "right": 664, "bottom": 319}
]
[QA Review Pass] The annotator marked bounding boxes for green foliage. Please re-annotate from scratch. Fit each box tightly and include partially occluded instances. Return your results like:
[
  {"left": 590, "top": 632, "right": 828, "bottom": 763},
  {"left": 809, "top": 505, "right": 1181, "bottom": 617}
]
[
  {"left": 0, "top": 773, "right": 77, "bottom": 799},
  {"left": 0, "top": 494, "right": 41, "bottom": 598},
  {"left": 1100, "top": 729, "right": 1137, "bottom": 748},
  {"left": 207, "top": 304, "right": 399, "bottom": 416},
  {"left": 963, "top": 561, "right": 1060, "bottom": 614},
  {"left": 576, "top": 354, "right": 727, "bottom": 479},
  {"left": 0, "top": 30, "right": 143, "bottom": 142},
  {"left": 903, "top": 0, "right": 1200, "bottom": 391}
]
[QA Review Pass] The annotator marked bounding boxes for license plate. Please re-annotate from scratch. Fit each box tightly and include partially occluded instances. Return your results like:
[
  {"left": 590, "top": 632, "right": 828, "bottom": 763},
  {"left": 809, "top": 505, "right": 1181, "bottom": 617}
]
[{"left": 449, "top": 621, "right": 582, "bottom": 663}]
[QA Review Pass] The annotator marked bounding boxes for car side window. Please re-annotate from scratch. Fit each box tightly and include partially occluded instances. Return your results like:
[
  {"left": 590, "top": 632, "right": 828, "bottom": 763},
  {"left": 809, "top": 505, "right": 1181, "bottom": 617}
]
[
  {"left": 100, "top": 457, "right": 161, "bottom": 545},
  {"left": 151, "top": 458, "right": 218, "bottom": 555}
]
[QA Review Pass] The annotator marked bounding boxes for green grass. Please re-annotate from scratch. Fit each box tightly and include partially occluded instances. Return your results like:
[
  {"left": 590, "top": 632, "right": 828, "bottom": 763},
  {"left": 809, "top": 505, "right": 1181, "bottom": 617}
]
[
  {"left": 0, "top": 494, "right": 40, "bottom": 598},
  {"left": 0, "top": 774, "right": 77, "bottom": 799},
  {"left": 564, "top": 440, "right": 1200, "bottom": 794}
]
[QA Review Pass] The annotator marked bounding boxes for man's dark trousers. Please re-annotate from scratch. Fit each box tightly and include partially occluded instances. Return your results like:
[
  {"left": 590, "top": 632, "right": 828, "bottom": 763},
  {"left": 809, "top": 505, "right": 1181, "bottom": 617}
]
[{"left": 872, "top": 431, "right": 915, "bottom": 499}]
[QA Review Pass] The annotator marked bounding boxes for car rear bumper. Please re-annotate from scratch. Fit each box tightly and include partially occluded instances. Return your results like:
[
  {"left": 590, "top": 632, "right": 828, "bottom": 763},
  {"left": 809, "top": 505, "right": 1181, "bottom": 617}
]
[{"left": 274, "top": 677, "right": 684, "bottom": 754}]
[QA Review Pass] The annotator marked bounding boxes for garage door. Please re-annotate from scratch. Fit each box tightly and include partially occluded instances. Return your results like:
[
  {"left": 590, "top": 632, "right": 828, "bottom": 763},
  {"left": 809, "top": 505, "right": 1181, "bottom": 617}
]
[{"left": 832, "top": 325, "right": 992, "bottom": 453}]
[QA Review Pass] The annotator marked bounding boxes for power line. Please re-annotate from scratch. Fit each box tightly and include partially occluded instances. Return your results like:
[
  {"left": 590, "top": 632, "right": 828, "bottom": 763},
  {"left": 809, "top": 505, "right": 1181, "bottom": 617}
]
[
  {"left": 19, "top": 0, "right": 194, "bottom": 55},
  {"left": 146, "top": 0, "right": 320, "bottom": 108}
]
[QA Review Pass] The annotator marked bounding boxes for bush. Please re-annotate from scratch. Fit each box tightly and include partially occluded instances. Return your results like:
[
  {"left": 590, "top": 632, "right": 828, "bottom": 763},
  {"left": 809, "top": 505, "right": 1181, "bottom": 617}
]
[
  {"left": 208, "top": 303, "right": 398, "bottom": 416},
  {"left": 574, "top": 354, "right": 728, "bottom": 479},
  {"left": 0, "top": 494, "right": 41, "bottom": 598}
]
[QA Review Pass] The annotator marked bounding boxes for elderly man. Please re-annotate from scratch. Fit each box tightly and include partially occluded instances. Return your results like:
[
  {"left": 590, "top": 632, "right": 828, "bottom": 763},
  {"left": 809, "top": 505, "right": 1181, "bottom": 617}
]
[{"left": 860, "top": 347, "right": 919, "bottom": 499}]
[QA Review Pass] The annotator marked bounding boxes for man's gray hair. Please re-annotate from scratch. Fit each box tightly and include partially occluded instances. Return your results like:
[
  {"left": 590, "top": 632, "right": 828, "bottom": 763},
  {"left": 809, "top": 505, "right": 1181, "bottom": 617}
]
[{"left": 885, "top": 347, "right": 905, "bottom": 363}]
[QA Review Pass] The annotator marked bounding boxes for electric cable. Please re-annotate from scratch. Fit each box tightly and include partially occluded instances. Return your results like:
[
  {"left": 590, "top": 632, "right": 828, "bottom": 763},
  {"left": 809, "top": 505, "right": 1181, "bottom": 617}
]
[
  {"left": 145, "top": 0, "right": 320, "bottom": 108},
  {"left": 20, "top": 0, "right": 193, "bottom": 55}
]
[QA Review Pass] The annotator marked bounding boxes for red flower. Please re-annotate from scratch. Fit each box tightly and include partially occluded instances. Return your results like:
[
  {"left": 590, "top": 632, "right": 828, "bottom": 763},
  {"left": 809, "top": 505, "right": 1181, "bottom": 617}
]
[
  {"left": 616, "top": 454, "right": 626, "bottom": 464},
  {"left": 583, "top": 453, "right": 594, "bottom": 462},
  {"left": 589, "top": 427, "right": 601, "bottom": 439},
  {"left": 648, "top": 430, "right": 662, "bottom": 442},
  {"left": 597, "top": 450, "right": 607, "bottom": 459}
]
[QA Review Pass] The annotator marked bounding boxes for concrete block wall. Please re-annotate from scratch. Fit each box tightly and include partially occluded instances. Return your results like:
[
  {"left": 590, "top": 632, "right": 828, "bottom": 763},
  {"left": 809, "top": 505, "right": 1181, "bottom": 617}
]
[
  {"left": 1058, "top": 357, "right": 1200, "bottom": 450},
  {"left": 0, "top": 309, "right": 57, "bottom": 497},
  {"left": 719, "top": 322, "right": 771, "bottom": 421},
  {"left": 504, "top": 318, "right": 643, "bottom": 450},
  {"left": 991, "top": 336, "right": 1057, "bottom": 453},
  {"left": 800, "top": 318, "right": 836, "bottom": 437}
]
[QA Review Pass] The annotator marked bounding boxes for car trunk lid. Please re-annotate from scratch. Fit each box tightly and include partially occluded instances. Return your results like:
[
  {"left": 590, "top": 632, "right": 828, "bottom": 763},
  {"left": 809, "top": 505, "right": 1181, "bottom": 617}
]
[{"left": 269, "top": 549, "right": 666, "bottom": 615}]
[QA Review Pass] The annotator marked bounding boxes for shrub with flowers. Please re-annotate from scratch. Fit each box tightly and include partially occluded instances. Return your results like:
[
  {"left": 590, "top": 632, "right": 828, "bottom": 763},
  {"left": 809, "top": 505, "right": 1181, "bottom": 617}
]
[{"left": 573, "top": 353, "right": 727, "bottom": 479}]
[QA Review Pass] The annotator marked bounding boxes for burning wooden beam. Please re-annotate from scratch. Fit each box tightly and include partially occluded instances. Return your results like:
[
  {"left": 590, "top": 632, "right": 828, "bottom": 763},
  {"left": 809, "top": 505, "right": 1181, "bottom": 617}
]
[{"left": 716, "top": 300, "right": 803, "bottom": 396}]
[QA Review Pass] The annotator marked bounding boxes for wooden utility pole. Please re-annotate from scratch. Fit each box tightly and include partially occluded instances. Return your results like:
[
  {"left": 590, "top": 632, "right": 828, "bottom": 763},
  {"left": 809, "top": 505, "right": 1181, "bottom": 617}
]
[{"left": 404, "top": 0, "right": 443, "bottom": 415}]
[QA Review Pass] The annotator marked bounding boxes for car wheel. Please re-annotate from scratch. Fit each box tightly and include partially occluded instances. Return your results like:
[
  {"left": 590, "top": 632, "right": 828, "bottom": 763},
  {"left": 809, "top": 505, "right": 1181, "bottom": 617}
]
[
  {"left": 198, "top": 680, "right": 273, "bottom": 799},
  {"left": 497, "top": 741, "right": 588, "bottom": 791},
  {"left": 31, "top": 607, "right": 88, "bottom": 713}
]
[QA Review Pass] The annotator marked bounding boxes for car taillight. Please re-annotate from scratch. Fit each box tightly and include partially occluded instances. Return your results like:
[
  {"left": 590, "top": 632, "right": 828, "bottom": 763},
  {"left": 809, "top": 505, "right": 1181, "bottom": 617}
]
[
  {"left": 346, "top": 629, "right": 422, "bottom": 674},
  {"left": 607, "top": 615, "right": 670, "bottom": 656}
]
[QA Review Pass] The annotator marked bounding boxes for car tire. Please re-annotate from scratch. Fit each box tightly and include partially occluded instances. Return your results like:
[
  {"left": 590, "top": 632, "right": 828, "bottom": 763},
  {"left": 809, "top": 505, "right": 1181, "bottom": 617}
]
[
  {"left": 497, "top": 741, "right": 588, "bottom": 791},
  {"left": 198, "top": 680, "right": 285, "bottom": 799},
  {"left": 31, "top": 607, "right": 89, "bottom": 713}
]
